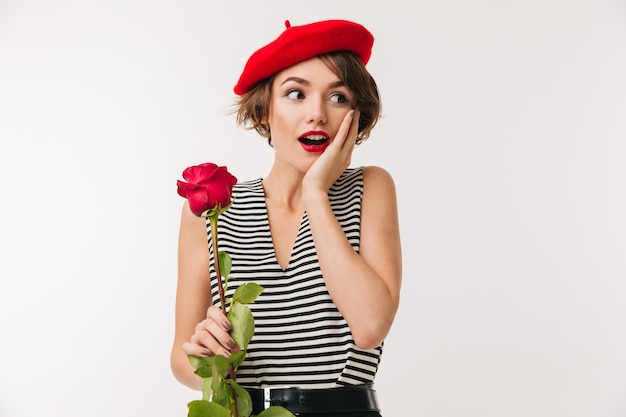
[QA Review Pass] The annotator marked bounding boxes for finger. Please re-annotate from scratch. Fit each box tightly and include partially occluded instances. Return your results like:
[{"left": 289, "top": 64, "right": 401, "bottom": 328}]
[
  {"left": 182, "top": 340, "right": 213, "bottom": 357},
  {"left": 205, "top": 318, "right": 238, "bottom": 352},
  {"left": 207, "top": 305, "right": 231, "bottom": 331},
  {"left": 201, "top": 306, "right": 238, "bottom": 352},
  {"left": 347, "top": 109, "right": 360, "bottom": 146},
  {"left": 338, "top": 109, "right": 359, "bottom": 168},
  {"left": 332, "top": 109, "right": 355, "bottom": 148},
  {"left": 190, "top": 325, "right": 233, "bottom": 357},
  {"left": 338, "top": 109, "right": 359, "bottom": 153}
]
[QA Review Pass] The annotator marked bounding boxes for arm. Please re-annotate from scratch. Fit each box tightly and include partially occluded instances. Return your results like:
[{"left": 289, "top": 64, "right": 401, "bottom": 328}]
[
  {"left": 302, "top": 110, "right": 401, "bottom": 349},
  {"left": 303, "top": 165, "right": 402, "bottom": 349},
  {"left": 170, "top": 201, "right": 237, "bottom": 390}
]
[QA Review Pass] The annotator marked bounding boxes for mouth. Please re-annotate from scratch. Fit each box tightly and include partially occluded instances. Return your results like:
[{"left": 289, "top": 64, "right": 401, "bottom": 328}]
[{"left": 298, "top": 131, "right": 330, "bottom": 153}]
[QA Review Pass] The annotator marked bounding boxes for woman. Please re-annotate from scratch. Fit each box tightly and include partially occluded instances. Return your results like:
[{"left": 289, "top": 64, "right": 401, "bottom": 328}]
[{"left": 171, "top": 19, "right": 402, "bottom": 417}]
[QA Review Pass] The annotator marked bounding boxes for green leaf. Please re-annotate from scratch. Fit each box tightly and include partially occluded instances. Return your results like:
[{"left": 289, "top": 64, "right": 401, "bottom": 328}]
[
  {"left": 201, "top": 377, "right": 213, "bottom": 402},
  {"left": 232, "top": 282, "right": 264, "bottom": 304},
  {"left": 211, "top": 382, "right": 231, "bottom": 409},
  {"left": 213, "top": 354, "right": 230, "bottom": 378},
  {"left": 204, "top": 355, "right": 231, "bottom": 407},
  {"left": 194, "top": 366, "right": 212, "bottom": 379},
  {"left": 228, "top": 302, "right": 255, "bottom": 350},
  {"left": 189, "top": 355, "right": 213, "bottom": 378},
  {"left": 228, "top": 380, "right": 253, "bottom": 417},
  {"left": 218, "top": 251, "right": 232, "bottom": 279},
  {"left": 256, "top": 406, "right": 297, "bottom": 417},
  {"left": 228, "top": 350, "right": 246, "bottom": 369},
  {"left": 204, "top": 207, "right": 221, "bottom": 221},
  {"left": 187, "top": 400, "right": 231, "bottom": 417},
  {"left": 188, "top": 355, "right": 210, "bottom": 370}
]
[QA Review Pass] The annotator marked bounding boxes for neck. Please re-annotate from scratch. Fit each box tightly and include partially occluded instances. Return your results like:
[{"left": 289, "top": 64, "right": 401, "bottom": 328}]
[{"left": 262, "top": 169, "right": 304, "bottom": 210}]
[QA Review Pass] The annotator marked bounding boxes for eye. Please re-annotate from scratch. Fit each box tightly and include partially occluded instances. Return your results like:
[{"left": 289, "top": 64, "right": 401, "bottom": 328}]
[
  {"left": 329, "top": 93, "right": 349, "bottom": 104},
  {"left": 286, "top": 89, "right": 304, "bottom": 100}
]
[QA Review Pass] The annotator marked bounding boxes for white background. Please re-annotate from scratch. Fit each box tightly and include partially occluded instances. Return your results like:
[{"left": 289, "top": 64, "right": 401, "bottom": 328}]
[{"left": 1, "top": 1, "right": 625, "bottom": 416}]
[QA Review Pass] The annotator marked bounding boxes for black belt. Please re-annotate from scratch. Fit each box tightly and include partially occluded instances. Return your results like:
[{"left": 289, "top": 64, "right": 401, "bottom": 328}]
[{"left": 247, "top": 383, "right": 380, "bottom": 415}]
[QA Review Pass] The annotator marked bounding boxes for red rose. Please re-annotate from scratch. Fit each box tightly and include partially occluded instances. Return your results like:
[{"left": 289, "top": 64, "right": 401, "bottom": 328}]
[{"left": 177, "top": 163, "right": 238, "bottom": 216}]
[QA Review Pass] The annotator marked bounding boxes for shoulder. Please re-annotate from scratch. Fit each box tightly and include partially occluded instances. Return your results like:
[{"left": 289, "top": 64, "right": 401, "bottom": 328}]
[
  {"left": 228, "top": 178, "right": 266, "bottom": 215},
  {"left": 334, "top": 166, "right": 396, "bottom": 196},
  {"left": 362, "top": 165, "right": 396, "bottom": 190},
  {"left": 335, "top": 166, "right": 394, "bottom": 185},
  {"left": 233, "top": 178, "right": 263, "bottom": 193},
  {"left": 179, "top": 200, "right": 207, "bottom": 228},
  {"left": 178, "top": 200, "right": 211, "bottom": 252},
  {"left": 360, "top": 166, "right": 398, "bottom": 209}
]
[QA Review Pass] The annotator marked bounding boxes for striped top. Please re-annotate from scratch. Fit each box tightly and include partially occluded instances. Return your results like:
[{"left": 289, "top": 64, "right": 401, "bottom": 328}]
[{"left": 207, "top": 167, "right": 383, "bottom": 389}]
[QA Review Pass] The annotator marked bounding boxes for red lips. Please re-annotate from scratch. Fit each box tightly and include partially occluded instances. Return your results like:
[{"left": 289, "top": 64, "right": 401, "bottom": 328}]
[{"left": 298, "top": 130, "right": 330, "bottom": 153}]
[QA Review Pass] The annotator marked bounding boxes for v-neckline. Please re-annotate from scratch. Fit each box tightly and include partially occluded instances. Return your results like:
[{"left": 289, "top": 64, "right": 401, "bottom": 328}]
[{"left": 258, "top": 179, "right": 307, "bottom": 272}]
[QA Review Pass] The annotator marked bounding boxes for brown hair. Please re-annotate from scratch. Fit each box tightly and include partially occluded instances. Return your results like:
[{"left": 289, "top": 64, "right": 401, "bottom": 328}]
[{"left": 235, "top": 51, "right": 381, "bottom": 145}]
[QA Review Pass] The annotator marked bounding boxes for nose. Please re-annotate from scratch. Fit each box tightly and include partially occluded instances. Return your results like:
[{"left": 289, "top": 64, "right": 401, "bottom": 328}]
[{"left": 307, "top": 97, "right": 327, "bottom": 125}]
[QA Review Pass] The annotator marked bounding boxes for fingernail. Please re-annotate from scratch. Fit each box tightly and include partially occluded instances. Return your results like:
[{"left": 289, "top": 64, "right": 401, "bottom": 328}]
[
  {"left": 227, "top": 339, "right": 236, "bottom": 349},
  {"left": 221, "top": 320, "right": 231, "bottom": 331}
]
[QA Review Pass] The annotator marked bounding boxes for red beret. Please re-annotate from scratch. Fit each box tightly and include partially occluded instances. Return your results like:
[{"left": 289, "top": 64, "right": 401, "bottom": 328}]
[{"left": 233, "top": 19, "right": 374, "bottom": 95}]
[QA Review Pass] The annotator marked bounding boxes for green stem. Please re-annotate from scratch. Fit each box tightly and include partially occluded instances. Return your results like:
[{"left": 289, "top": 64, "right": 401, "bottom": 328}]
[
  {"left": 209, "top": 216, "right": 226, "bottom": 312},
  {"left": 208, "top": 213, "right": 238, "bottom": 417}
]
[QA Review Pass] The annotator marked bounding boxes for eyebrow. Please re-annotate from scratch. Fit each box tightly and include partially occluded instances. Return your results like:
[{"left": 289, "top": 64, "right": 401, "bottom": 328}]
[
  {"left": 280, "top": 77, "right": 346, "bottom": 89},
  {"left": 280, "top": 76, "right": 308, "bottom": 86}
]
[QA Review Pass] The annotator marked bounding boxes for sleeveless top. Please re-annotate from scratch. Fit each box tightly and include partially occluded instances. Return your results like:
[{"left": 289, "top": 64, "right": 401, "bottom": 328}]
[{"left": 207, "top": 167, "right": 383, "bottom": 388}]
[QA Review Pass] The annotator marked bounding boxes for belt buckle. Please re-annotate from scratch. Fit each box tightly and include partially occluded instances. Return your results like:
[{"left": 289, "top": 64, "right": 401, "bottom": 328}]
[{"left": 263, "top": 387, "right": 271, "bottom": 409}]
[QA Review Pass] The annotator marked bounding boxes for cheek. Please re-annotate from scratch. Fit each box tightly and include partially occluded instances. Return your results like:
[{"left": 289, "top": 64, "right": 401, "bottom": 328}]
[
  {"left": 267, "top": 105, "right": 293, "bottom": 131},
  {"left": 328, "top": 110, "right": 350, "bottom": 137}
]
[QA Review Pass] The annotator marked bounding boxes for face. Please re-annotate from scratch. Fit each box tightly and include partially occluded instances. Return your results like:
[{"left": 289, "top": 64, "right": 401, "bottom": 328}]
[{"left": 263, "top": 57, "right": 354, "bottom": 173}]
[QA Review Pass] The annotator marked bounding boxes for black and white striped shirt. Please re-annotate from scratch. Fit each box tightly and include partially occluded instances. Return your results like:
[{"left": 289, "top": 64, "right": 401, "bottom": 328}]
[{"left": 207, "top": 167, "right": 382, "bottom": 388}]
